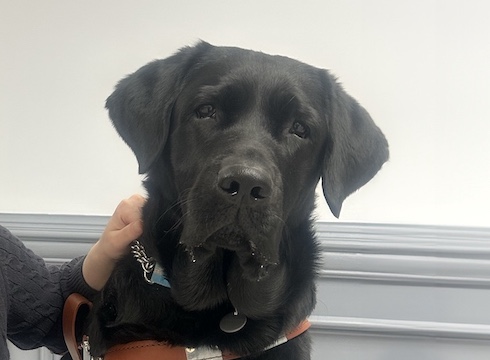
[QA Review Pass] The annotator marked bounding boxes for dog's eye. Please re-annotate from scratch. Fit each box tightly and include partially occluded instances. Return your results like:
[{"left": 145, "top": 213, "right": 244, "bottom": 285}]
[
  {"left": 196, "top": 104, "right": 216, "bottom": 119},
  {"left": 289, "top": 121, "right": 309, "bottom": 138}
]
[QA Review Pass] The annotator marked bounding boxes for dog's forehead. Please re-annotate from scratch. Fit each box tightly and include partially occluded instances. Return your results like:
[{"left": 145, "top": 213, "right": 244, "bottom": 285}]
[
  {"left": 181, "top": 48, "right": 323, "bottom": 105},
  {"left": 189, "top": 47, "right": 312, "bottom": 86}
]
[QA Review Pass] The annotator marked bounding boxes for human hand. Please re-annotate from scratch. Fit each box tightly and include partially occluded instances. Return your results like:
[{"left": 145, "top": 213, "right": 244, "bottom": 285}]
[
  {"left": 83, "top": 194, "right": 145, "bottom": 290},
  {"left": 98, "top": 194, "right": 145, "bottom": 261}
]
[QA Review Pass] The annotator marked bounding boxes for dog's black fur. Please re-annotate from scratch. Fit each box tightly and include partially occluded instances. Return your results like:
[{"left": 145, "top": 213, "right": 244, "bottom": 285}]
[{"left": 87, "top": 42, "right": 389, "bottom": 359}]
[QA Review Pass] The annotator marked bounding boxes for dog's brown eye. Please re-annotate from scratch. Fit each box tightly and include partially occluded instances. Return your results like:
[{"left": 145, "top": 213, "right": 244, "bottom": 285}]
[
  {"left": 196, "top": 104, "right": 216, "bottom": 119},
  {"left": 289, "top": 121, "right": 309, "bottom": 138}
]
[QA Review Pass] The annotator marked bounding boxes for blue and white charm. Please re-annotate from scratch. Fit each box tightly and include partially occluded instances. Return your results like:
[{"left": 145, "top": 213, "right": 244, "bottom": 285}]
[{"left": 150, "top": 263, "right": 171, "bottom": 288}]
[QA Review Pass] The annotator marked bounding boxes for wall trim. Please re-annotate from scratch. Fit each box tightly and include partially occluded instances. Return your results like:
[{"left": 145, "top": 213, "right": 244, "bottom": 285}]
[
  {"left": 1, "top": 213, "right": 489, "bottom": 287},
  {"left": 2, "top": 213, "right": 488, "bottom": 246},
  {"left": 309, "top": 315, "right": 490, "bottom": 341},
  {"left": 315, "top": 222, "right": 490, "bottom": 288},
  {"left": 0, "top": 213, "right": 110, "bottom": 262},
  {"left": 0, "top": 213, "right": 108, "bottom": 243},
  {"left": 315, "top": 222, "right": 490, "bottom": 258}
]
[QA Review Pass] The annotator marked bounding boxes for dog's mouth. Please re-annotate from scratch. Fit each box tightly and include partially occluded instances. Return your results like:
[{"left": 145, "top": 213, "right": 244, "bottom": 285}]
[
  {"left": 184, "top": 224, "right": 279, "bottom": 282},
  {"left": 169, "top": 222, "right": 282, "bottom": 314}
]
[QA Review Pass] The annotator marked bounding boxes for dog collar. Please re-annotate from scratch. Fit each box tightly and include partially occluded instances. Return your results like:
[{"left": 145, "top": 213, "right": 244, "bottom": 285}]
[
  {"left": 130, "top": 240, "right": 171, "bottom": 288},
  {"left": 103, "top": 320, "right": 311, "bottom": 360}
]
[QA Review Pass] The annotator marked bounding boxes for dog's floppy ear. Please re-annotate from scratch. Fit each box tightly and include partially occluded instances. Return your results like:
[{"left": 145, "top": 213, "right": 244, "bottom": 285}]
[
  {"left": 106, "top": 42, "right": 212, "bottom": 174},
  {"left": 320, "top": 71, "right": 389, "bottom": 218}
]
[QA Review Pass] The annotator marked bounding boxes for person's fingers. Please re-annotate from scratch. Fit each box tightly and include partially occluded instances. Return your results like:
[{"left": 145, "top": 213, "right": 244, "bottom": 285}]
[
  {"left": 98, "top": 195, "right": 146, "bottom": 260},
  {"left": 100, "top": 222, "right": 141, "bottom": 260},
  {"left": 120, "top": 194, "right": 146, "bottom": 223},
  {"left": 107, "top": 195, "right": 146, "bottom": 232},
  {"left": 117, "top": 220, "right": 143, "bottom": 244}
]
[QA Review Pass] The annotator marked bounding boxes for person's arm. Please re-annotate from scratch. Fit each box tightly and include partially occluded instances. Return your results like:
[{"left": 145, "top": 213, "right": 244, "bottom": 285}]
[{"left": 0, "top": 195, "right": 145, "bottom": 356}]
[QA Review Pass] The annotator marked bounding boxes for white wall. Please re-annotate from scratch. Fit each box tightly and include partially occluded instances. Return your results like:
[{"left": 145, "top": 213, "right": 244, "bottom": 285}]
[{"left": 1, "top": 0, "right": 489, "bottom": 226}]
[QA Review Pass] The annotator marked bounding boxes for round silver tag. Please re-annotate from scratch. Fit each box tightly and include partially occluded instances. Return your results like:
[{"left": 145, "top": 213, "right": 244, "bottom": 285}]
[{"left": 219, "top": 311, "right": 247, "bottom": 333}]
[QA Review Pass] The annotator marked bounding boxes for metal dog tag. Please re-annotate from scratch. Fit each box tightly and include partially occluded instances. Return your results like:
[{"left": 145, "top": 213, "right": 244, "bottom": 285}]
[{"left": 219, "top": 310, "right": 247, "bottom": 333}]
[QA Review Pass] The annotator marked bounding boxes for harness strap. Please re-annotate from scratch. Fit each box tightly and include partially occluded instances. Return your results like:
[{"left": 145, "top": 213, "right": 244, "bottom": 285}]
[
  {"left": 63, "top": 293, "right": 311, "bottom": 360},
  {"left": 63, "top": 293, "right": 92, "bottom": 360},
  {"left": 104, "top": 320, "right": 311, "bottom": 360}
]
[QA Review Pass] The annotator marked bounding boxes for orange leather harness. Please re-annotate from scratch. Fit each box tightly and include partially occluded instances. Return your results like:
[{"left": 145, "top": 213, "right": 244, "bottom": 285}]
[{"left": 63, "top": 293, "right": 310, "bottom": 360}]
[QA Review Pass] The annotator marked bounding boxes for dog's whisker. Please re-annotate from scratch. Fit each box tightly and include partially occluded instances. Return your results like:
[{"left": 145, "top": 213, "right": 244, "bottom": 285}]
[{"left": 153, "top": 189, "right": 197, "bottom": 234}]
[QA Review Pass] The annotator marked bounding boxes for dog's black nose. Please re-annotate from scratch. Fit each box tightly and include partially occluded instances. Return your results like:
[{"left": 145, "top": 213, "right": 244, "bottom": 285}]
[{"left": 218, "top": 166, "right": 272, "bottom": 205}]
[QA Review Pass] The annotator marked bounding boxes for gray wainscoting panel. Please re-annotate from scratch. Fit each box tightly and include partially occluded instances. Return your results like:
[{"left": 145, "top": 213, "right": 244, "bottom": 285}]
[
  {"left": 312, "top": 222, "right": 490, "bottom": 359},
  {"left": 1, "top": 214, "right": 489, "bottom": 360}
]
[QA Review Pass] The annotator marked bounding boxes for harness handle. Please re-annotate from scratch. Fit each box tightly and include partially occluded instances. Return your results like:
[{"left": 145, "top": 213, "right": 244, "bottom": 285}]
[{"left": 63, "top": 293, "right": 92, "bottom": 360}]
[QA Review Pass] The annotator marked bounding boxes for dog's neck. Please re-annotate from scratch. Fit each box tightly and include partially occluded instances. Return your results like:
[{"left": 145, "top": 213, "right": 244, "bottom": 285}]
[{"left": 131, "top": 239, "right": 249, "bottom": 333}]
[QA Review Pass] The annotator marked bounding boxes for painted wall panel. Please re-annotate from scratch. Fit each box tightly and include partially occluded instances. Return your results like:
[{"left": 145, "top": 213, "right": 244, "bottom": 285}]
[{"left": 2, "top": 215, "right": 489, "bottom": 360}]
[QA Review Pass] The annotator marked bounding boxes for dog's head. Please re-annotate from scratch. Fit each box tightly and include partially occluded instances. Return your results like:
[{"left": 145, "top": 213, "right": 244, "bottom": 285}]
[{"left": 106, "top": 42, "right": 388, "bottom": 309}]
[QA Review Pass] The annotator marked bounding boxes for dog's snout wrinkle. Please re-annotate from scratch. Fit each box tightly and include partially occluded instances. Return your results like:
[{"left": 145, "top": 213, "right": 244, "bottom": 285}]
[{"left": 217, "top": 165, "right": 272, "bottom": 205}]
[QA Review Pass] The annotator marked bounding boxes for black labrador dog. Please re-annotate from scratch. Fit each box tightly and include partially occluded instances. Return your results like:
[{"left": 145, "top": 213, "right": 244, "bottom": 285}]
[{"left": 87, "top": 42, "right": 389, "bottom": 359}]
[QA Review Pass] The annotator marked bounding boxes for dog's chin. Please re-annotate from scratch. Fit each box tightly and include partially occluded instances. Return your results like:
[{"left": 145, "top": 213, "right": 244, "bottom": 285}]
[
  {"left": 172, "top": 247, "right": 280, "bottom": 317},
  {"left": 188, "top": 224, "right": 279, "bottom": 281},
  {"left": 170, "top": 226, "right": 280, "bottom": 313},
  {"left": 185, "top": 242, "right": 277, "bottom": 284}
]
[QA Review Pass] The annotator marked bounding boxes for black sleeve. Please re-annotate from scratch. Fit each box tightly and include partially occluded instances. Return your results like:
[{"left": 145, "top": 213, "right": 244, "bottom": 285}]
[{"left": 0, "top": 225, "right": 98, "bottom": 354}]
